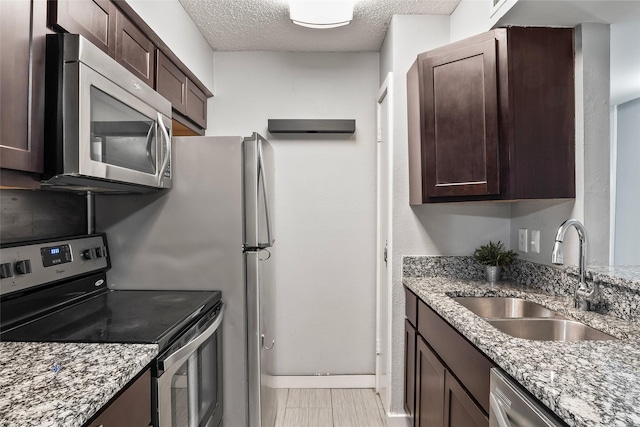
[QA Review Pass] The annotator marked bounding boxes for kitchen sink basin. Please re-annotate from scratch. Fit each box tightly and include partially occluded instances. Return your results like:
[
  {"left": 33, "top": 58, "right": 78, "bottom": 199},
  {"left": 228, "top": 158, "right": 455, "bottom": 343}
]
[
  {"left": 452, "top": 297, "right": 564, "bottom": 319},
  {"left": 487, "top": 318, "right": 616, "bottom": 341},
  {"left": 452, "top": 296, "right": 617, "bottom": 341}
]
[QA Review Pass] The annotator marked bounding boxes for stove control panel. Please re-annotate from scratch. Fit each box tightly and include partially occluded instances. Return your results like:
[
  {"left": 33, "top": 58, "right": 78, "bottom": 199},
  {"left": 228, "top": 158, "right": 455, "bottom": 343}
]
[
  {"left": 0, "top": 235, "right": 109, "bottom": 297},
  {"left": 41, "top": 244, "right": 73, "bottom": 267}
]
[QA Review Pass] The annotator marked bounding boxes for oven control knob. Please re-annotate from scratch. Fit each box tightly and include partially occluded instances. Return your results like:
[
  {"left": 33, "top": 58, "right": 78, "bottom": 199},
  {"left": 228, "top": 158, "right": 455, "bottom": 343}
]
[
  {"left": 95, "top": 246, "right": 105, "bottom": 258},
  {"left": 82, "top": 249, "right": 97, "bottom": 260},
  {"left": 0, "top": 262, "right": 13, "bottom": 279},
  {"left": 14, "top": 259, "right": 32, "bottom": 275}
]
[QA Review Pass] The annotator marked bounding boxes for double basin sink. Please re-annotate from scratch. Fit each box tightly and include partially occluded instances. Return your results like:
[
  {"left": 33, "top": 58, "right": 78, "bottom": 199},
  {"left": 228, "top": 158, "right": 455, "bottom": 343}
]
[{"left": 452, "top": 297, "right": 616, "bottom": 341}]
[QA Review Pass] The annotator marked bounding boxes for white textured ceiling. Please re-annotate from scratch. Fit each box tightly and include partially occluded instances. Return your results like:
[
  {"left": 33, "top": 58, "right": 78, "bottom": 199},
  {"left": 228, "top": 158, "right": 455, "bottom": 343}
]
[{"left": 178, "top": 0, "right": 461, "bottom": 52}]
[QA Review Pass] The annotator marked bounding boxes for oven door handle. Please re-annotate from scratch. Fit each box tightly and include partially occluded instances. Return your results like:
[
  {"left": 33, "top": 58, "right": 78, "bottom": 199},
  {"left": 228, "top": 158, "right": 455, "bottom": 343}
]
[{"left": 160, "top": 305, "right": 225, "bottom": 370}]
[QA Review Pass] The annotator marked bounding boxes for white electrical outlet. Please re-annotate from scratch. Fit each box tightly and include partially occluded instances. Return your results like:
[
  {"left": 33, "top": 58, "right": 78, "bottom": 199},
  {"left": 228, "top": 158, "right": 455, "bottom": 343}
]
[
  {"left": 518, "top": 229, "right": 528, "bottom": 252},
  {"left": 531, "top": 230, "right": 541, "bottom": 253}
]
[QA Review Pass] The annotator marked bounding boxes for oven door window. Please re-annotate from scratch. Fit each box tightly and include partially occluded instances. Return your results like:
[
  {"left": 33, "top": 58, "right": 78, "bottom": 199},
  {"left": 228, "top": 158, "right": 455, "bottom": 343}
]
[
  {"left": 196, "top": 335, "right": 219, "bottom": 423},
  {"left": 90, "top": 86, "right": 157, "bottom": 175},
  {"left": 159, "top": 314, "right": 223, "bottom": 427}
]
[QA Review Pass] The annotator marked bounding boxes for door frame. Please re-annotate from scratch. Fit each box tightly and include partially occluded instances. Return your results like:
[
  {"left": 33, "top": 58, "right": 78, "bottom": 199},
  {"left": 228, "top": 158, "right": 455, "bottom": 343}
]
[{"left": 375, "top": 72, "right": 394, "bottom": 413}]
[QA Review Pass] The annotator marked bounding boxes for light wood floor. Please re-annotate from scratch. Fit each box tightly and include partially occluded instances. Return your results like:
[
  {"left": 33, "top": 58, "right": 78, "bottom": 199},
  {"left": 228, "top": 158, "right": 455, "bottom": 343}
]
[{"left": 272, "top": 388, "right": 387, "bottom": 427}]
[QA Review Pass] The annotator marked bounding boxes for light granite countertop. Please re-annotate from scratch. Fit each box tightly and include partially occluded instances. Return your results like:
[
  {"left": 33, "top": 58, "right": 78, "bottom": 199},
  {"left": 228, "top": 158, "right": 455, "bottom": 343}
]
[
  {"left": 0, "top": 342, "right": 158, "bottom": 427},
  {"left": 404, "top": 276, "right": 640, "bottom": 427}
]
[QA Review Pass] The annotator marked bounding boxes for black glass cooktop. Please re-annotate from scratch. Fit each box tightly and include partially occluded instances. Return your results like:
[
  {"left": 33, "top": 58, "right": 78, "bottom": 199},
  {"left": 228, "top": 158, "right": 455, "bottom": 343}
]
[{"left": 1, "top": 289, "right": 221, "bottom": 351}]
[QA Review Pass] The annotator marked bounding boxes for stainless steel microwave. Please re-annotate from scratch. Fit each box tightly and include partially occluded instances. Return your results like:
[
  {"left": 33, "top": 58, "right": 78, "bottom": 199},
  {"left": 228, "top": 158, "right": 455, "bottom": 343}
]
[{"left": 43, "top": 34, "right": 172, "bottom": 193}]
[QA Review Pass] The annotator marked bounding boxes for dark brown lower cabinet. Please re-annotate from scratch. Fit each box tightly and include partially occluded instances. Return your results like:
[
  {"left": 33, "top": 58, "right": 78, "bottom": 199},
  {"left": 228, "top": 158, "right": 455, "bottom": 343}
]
[
  {"left": 405, "top": 319, "right": 417, "bottom": 420},
  {"left": 405, "top": 287, "right": 493, "bottom": 427},
  {"left": 444, "top": 370, "right": 488, "bottom": 427},
  {"left": 416, "top": 336, "right": 445, "bottom": 427},
  {"left": 86, "top": 368, "right": 151, "bottom": 427},
  {"left": 415, "top": 336, "right": 488, "bottom": 427}
]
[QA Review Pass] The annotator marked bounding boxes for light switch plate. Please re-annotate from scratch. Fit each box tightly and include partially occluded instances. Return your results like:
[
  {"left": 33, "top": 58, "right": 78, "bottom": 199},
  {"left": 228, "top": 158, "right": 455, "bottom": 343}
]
[
  {"left": 531, "top": 230, "right": 541, "bottom": 253},
  {"left": 518, "top": 229, "right": 528, "bottom": 252}
]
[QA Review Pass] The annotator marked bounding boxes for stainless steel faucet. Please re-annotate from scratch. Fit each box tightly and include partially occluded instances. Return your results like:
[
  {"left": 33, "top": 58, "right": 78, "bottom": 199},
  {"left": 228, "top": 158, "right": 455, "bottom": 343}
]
[{"left": 551, "top": 219, "right": 598, "bottom": 310}]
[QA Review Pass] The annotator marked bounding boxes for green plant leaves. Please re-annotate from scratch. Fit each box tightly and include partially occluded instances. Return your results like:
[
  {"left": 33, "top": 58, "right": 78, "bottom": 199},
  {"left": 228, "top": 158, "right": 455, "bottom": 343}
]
[{"left": 473, "top": 241, "right": 518, "bottom": 267}]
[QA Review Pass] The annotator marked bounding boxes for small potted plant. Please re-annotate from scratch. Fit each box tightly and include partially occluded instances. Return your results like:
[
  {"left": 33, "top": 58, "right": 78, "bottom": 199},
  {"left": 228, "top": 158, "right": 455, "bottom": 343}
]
[{"left": 473, "top": 241, "right": 517, "bottom": 284}]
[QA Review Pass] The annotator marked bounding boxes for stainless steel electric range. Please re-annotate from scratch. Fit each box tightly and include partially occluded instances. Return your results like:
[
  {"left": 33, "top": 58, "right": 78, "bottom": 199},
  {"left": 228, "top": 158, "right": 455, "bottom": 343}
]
[{"left": 0, "top": 234, "right": 224, "bottom": 427}]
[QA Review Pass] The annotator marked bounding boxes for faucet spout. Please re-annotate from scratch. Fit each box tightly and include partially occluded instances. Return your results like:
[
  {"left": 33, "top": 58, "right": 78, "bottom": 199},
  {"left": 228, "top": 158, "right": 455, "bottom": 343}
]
[{"left": 551, "top": 219, "right": 596, "bottom": 310}]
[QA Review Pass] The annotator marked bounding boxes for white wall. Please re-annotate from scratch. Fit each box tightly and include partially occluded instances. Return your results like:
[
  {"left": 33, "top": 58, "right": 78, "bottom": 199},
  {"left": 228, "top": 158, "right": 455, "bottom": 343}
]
[
  {"left": 450, "top": 0, "right": 493, "bottom": 42},
  {"left": 380, "top": 15, "right": 512, "bottom": 415},
  {"left": 611, "top": 13, "right": 640, "bottom": 105},
  {"left": 610, "top": 12, "right": 640, "bottom": 264},
  {"left": 210, "top": 51, "right": 379, "bottom": 376},
  {"left": 613, "top": 98, "right": 640, "bottom": 264}
]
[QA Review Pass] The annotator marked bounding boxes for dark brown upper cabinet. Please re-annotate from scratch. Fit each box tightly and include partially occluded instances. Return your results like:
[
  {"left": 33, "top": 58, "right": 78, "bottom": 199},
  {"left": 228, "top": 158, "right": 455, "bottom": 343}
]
[
  {"left": 157, "top": 51, "right": 187, "bottom": 114},
  {"left": 407, "top": 27, "right": 576, "bottom": 204},
  {"left": 2, "top": 0, "right": 210, "bottom": 184},
  {"left": 1, "top": 0, "right": 48, "bottom": 184},
  {"left": 49, "top": 0, "right": 116, "bottom": 55},
  {"left": 186, "top": 79, "right": 207, "bottom": 129},
  {"left": 114, "top": 7, "right": 155, "bottom": 88},
  {"left": 51, "top": 0, "right": 210, "bottom": 134},
  {"left": 51, "top": 0, "right": 154, "bottom": 87},
  {"left": 157, "top": 51, "right": 208, "bottom": 134}
]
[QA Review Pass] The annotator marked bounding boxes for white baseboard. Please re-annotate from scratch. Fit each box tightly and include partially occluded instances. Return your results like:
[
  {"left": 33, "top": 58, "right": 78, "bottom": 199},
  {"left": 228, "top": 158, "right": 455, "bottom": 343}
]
[
  {"left": 385, "top": 413, "right": 411, "bottom": 427},
  {"left": 263, "top": 375, "right": 376, "bottom": 389}
]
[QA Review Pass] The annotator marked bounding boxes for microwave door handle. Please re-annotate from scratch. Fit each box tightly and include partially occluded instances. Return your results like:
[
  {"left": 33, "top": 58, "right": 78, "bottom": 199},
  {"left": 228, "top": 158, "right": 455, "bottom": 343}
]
[
  {"left": 146, "top": 123, "right": 154, "bottom": 166},
  {"left": 161, "top": 305, "right": 225, "bottom": 370},
  {"left": 157, "top": 112, "right": 171, "bottom": 186},
  {"left": 257, "top": 141, "right": 273, "bottom": 247}
]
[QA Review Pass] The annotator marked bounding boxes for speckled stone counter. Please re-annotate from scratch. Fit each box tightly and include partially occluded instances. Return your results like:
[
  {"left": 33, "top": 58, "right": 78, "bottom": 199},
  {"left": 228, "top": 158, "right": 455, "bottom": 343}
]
[
  {"left": 403, "top": 275, "right": 640, "bottom": 427},
  {"left": 0, "top": 342, "right": 158, "bottom": 427},
  {"left": 589, "top": 265, "right": 640, "bottom": 292}
]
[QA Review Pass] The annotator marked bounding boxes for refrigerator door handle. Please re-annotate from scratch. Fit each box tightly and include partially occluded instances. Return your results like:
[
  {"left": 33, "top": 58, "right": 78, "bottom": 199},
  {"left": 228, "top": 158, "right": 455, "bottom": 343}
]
[{"left": 258, "top": 140, "right": 274, "bottom": 248}]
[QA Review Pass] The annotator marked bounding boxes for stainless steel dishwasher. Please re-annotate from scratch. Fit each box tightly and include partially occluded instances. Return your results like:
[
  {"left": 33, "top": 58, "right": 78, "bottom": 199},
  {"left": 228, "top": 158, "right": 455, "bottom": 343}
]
[{"left": 490, "top": 368, "right": 567, "bottom": 427}]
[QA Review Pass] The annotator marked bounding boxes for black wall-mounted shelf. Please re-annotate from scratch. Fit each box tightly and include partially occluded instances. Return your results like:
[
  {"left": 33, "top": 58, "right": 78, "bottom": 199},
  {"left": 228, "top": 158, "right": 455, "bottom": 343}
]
[{"left": 267, "top": 119, "right": 356, "bottom": 134}]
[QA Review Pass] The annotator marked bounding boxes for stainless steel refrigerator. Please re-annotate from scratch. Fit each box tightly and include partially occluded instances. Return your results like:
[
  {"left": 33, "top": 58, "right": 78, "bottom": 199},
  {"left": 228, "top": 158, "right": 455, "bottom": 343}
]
[{"left": 96, "top": 133, "right": 277, "bottom": 427}]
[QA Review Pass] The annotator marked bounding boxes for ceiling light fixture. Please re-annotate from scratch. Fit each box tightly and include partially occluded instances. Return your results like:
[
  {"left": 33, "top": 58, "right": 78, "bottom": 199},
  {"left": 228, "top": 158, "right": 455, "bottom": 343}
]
[{"left": 289, "top": 0, "right": 354, "bottom": 29}]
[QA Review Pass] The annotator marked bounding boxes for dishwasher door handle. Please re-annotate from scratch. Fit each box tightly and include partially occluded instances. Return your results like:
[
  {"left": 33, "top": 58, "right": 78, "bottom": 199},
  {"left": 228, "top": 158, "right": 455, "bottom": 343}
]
[{"left": 490, "top": 392, "right": 513, "bottom": 427}]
